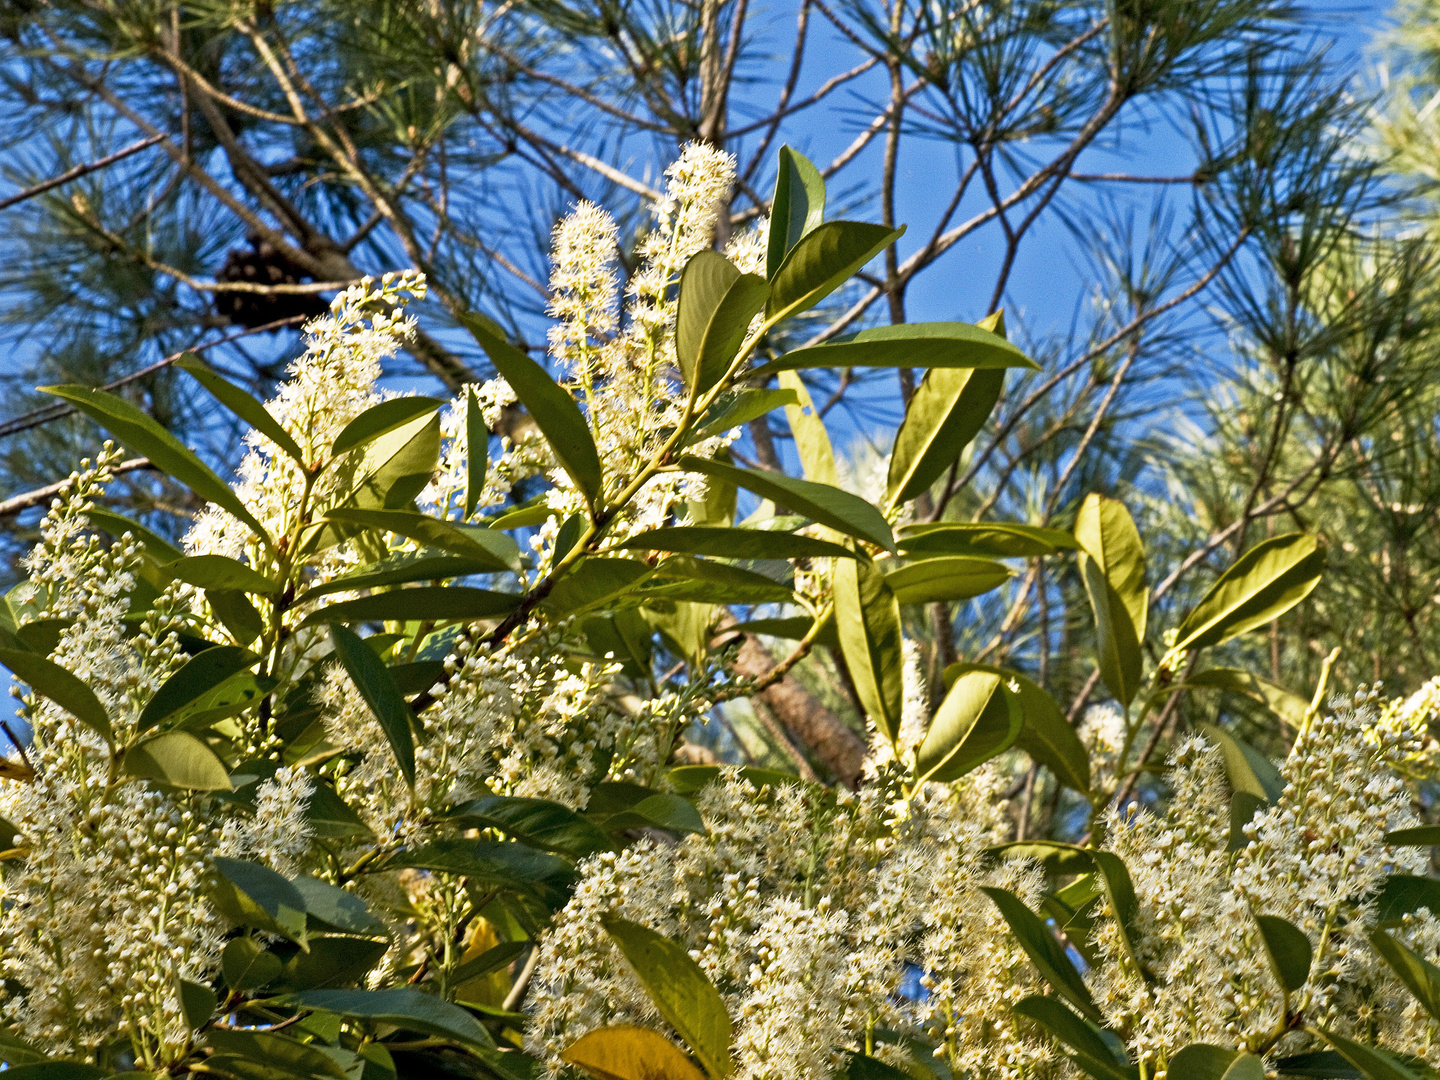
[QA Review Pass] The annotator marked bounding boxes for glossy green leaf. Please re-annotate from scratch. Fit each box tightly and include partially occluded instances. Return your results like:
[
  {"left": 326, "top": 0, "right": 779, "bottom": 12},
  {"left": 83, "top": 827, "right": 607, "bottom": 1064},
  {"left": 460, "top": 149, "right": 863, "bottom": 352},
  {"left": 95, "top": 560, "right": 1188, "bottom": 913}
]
[
  {"left": 1196, "top": 722, "right": 1284, "bottom": 802},
  {"left": 1181, "top": 668, "right": 1308, "bottom": 730},
  {"left": 989, "top": 840, "right": 1096, "bottom": 876},
  {"left": 983, "top": 888, "right": 1101, "bottom": 1022},
  {"left": 324, "top": 507, "right": 521, "bottom": 572},
  {"left": 897, "top": 521, "right": 1079, "bottom": 558},
  {"left": 465, "top": 388, "right": 489, "bottom": 521},
  {"left": 180, "top": 978, "right": 217, "bottom": 1028},
  {"left": 602, "top": 918, "right": 734, "bottom": 1079},
  {"left": 296, "top": 551, "right": 500, "bottom": 603},
  {"left": 1385, "top": 826, "right": 1440, "bottom": 845},
  {"left": 275, "top": 934, "right": 391, "bottom": 992},
  {"left": 759, "top": 320, "right": 1038, "bottom": 379},
  {"left": 916, "top": 669, "right": 1022, "bottom": 782},
  {"left": 449, "top": 940, "right": 528, "bottom": 988},
  {"left": 615, "top": 526, "right": 856, "bottom": 561},
  {"left": 137, "top": 645, "right": 260, "bottom": 732},
  {"left": 1094, "top": 851, "right": 1148, "bottom": 980},
  {"left": 1173, "top": 533, "right": 1324, "bottom": 653},
  {"left": 387, "top": 839, "right": 575, "bottom": 908},
  {"left": 331, "top": 397, "right": 445, "bottom": 457},
  {"left": 208, "top": 588, "right": 264, "bottom": 646},
  {"left": 83, "top": 507, "right": 185, "bottom": 563},
  {"left": 680, "top": 456, "right": 895, "bottom": 553},
  {"left": 461, "top": 312, "right": 604, "bottom": 506},
  {"left": 39, "top": 384, "right": 270, "bottom": 540},
  {"left": 210, "top": 856, "right": 307, "bottom": 944},
  {"left": 124, "top": 731, "right": 231, "bottom": 790},
  {"left": 222, "top": 936, "right": 283, "bottom": 991},
  {"left": 1310, "top": 1028, "right": 1423, "bottom": 1080},
  {"left": 1011, "top": 996, "right": 1135, "bottom": 1080},
  {"left": 330, "top": 625, "right": 414, "bottom": 786},
  {"left": 1168, "top": 1045, "right": 1266, "bottom": 1080},
  {"left": 834, "top": 556, "right": 904, "bottom": 745},
  {"left": 0, "top": 648, "right": 111, "bottom": 744},
  {"left": 300, "top": 586, "right": 521, "bottom": 627},
  {"left": 844, "top": 1054, "right": 913, "bottom": 1080},
  {"left": 544, "top": 558, "right": 653, "bottom": 615},
  {"left": 688, "top": 388, "right": 800, "bottom": 444},
  {"left": 1270, "top": 1052, "right": 1362, "bottom": 1079},
  {"left": 163, "top": 554, "right": 276, "bottom": 593},
  {"left": 279, "top": 988, "right": 494, "bottom": 1051},
  {"left": 446, "top": 795, "right": 613, "bottom": 857},
  {"left": 1254, "top": 913, "right": 1312, "bottom": 993},
  {"left": 644, "top": 557, "right": 792, "bottom": 604},
  {"left": 944, "top": 662, "right": 1089, "bottom": 792},
  {"left": 291, "top": 875, "right": 389, "bottom": 937},
  {"left": 882, "top": 555, "right": 1010, "bottom": 604},
  {"left": 176, "top": 355, "right": 305, "bottom": 464},
  {"left": 1075, "top": 494, "right": 1147, "bottom": 708},
  {"left": 346, "top": 410, "right": 441, "bottom": 513},
  {"left": 13, "top": 619, "right": 67, "bottom": 657},
  {"left": 676, "top": 251, "right": 769, "bottom": 394},
  {"left": 1375, "top": 875, "right": 1440, "bottom": 924},
  {"left": 888, "top": 364, "right": 1004, "bottom": 507},
  {"left": 765, "top": 221, "right": 904, "bottom": 322},
  {"left": 563, "top": 1025, "right": 707, "bottom": 1080},
  {"left": 766, "top": 145, "right": 826, "bottom": 279},
  {"left": 1, "top": 1065, "right": 108, "bottom": 1080},
  {"left": 303, "top": 783, "right": 374, "bottom": 841},
  {"left": 598, "top": 792, "right": 707, "bottom": 837},
  {"left": 1369, "top": 928, "right": 1440, "bottom": 1020}
]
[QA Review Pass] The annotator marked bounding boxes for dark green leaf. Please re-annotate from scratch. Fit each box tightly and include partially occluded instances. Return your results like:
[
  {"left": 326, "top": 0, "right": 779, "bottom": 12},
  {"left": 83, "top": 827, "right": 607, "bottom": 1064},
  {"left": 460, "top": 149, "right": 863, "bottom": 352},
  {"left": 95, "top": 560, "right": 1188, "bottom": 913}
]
[
  {"left": 1374, "top": 875, "right": 1440, "bottom": 924},
  {"left": 1169, "top": 1044, "right": 1266, "bottom": 1080},
  {"left": 882, "top": 555, "right": 1010, "bottom": 604},
  {"left": 944, "top": 662, "right": 1089, "bottom": 792},
  {"left": 331, "top": 397, "right": 445, "bottom": 457},
  {"left": 983, "top": 890, "right": 1101, "bottom": 1022},
  {"left": 0, "top": 648, "right": 111, "bottom": 744},
  {"left": 180, "top": 978, "right": 217, "bottom": 1028},
  {"left": 845, "top": 1056, "right": 912, "bottom": 1080},
  {"left": 615, "top": 526, "right": 856, "bottom": 561},
  {"left": 1274, "top": 1051, "right": 1363, "bottom": 1079},
  {"left": 680, "top": 456, "right": 895, "bottom": 553},
  {"left": 676, "top": 251, "right": 768, "bottom": 394},
  {"left": 1310, "top": 1028, "right": 1423, "bottom": 1080},
  {"left": 834, "top": 556, "right": 904, "bottom": 745},
  {"left": 544, "top": 558, "right": 653, "bottom": 616},
  {"left": 210, "top": 856, "right": 308, "bottom": 944},
  {"left": 40, "top": 384, "right": 269, "bottom": 540},
  {"left": 1196, "top": 722, "right": 1284, "bottom": 803},
  {"left": 300, "top": 586, "right": 521, "bottom": 627},
  {"left": 1173, "top": 533, "right": 1324, "bottom": 653},
  {"left": 450, "top": 941, "right": 528, "bottom": 988},
  {"left": 274, "top": 934, "right": 391, "bottom": 991},
  {"left": 297, "top": 552, "right": 503, "bottom": 603},
  {"left": 387, "top": 839, "right": 576, "bottom": 907},
  {"left": 330, "top": 625, "right": 415, "bottom": 786},
  {"left": 323, "top": 508, "right": 521, "bottom": 573},
  {"left": 1385, "top": 827, "right": 1440, "bottom": 845},
  {"left": 83, "top": 507, "right": 185, "bottom": 563},
  {"left": 1369, "top": 929, "right": 1440, "bottom": 1020},
  {"left": 759, "top": 320, "right": 1038, "bottom": 379},
  {"left": 1, "top": 1065, "right": 107, "bottom": 1080},
  {"left": 765, "top": 221, "right": 903, "bottom": 322},
  {"left": 222, "top": 936, "right": 283, "bottom": 991},
  {"left": 465, "top": 388, "right": 489, "bottom": 521},
  {"left": 602, "top": 918, "right": 733, "bottom": 1078},
  {"left": 988, "top": 840, "right": 1096, "bottom": 876},
  {"left": 555, "top": 513, "right": 585, "bottom": 563},
  {"left": 292, "top": 875, "right": 389, "bottom": 937},
  {"left": 1074, "top": 494, "right": 1146, "bottom": 708},
  {"left": 1011, "top": 996, "right": 1135, "bottom": 1080},
  {"left": 1093, "top": 851, "right": 1147, "bottom": 979},
  {"left": 766, "top": 145, "right": 826, "bottom": 279},
  {"left": 644, "top": 557, "right": 792, "bottom": 604},
  {"left": 0, "top": 1029, "right": 49, "bottom": 1066},
  {"left": 461, "top": 312, "right": 604, "bottom": 505},
  {"left": 303, "top": 783, "right": 374, "bottom": 841},
  {"left": 445, "top": 795, "right": 613, "bottom": 857},
  {"left": 124, "top": 731, "right": 232, "bottom": 790},
  {"left": 1230, "top": 791, "right": 1268, "bottom": 853},
  {"left": 898, "top": 521, "right": 1078, "bottom": 558},
  {"left": 688, "top": 388, "right": 800, "bottom": 444},
  {"left": 138, "top": 645, "right": 260, "bottom": 732},
  {"left": 176, "top": 355, "right": 305, "bottom": 465},
  {"left": 1254, "top": 913, "right": 1312, "bottom": 993},
  {"left": 208, "top": 588, "right": 264, "bottom": 646},
  {"left": 598, "top": 793, "right": 706, "bottom": 837},
  {"left": 916, "top": 669, "right": 1022, "bottom": 782},
  {"left": 208, "top": 1028, "right": 352, "bottom": 1079}
]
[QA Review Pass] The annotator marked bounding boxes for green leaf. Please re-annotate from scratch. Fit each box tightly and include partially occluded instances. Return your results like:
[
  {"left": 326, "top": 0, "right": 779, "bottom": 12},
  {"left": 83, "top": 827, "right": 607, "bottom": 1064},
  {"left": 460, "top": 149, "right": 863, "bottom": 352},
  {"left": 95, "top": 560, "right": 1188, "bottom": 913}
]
[
  {"left": 275, "top": 934, "right": 391, "bottom": 992},
  {"left": 983, "top": 889, "right": 1101, "bottom": 1022},
  {"left": 676, "top": 251, "right": 769, "bottom": 394},
  {"left": 688, "top": 388, "right": 800, "bottom": 444},
  {"left": 1196, "top": 722, "right": 1284, "bottom": 803},
  {"left": 83, "top": 507, "right": 185, "bottom": 563},
  {"left": 39, "top": 384, "right": 269, "bottom": 541},
  {"left": 1181, "top": 668, "right": 1308, "bottom": 730},
  {"left": 280, "top": 988, "right": 495, "bottom": 1051},
  {"left": 172, "top": 558, "right": 272, "bottom": 600},
  {"left": 615, "top": 526, "right": 856, "bottom": 561},
  {"left": 347, "top": 410, "right": 442, "bottom": 513},
  {"left": 0, "top": 1029, "right": 50, "bottom": 1066},
  {"left": 680, "top": 455, "right": 895, "bottom": 553},
  {"left": 1093, "top": 851, "right": 1148, "bottom": 980},
  {"left": 1254, "top": 913, "right": 1312, "bottom": 993},
  {"left": 300, "top": 586, "right": 521, "bottom": 627},
  {"left": 291, "top": 875, "right": 389, "bottom": 937},
  {"left": 667, "top": 764, "right": 801, "bottom": 796},
  {"left": 1272, "top": 1052, "right": 1362, "bottom": 1079},
  {"left": 765, "top": 221, "right": 904, "bottom": 322},
  {"left": 777, "top": 370, "right": 838, "bottom": 485},
  {"left": 544, "top": 558, "right": 653, "bottom": 615},
  {"left": 180, "top": 978, "right": 217, "bottom": 1028},
  {"left": 303, "top": 783, "right": 374, "bottom": 841},
  {"left": 331, "top": 397, "right": 445, "bottom": 457},
  {"left": 1385, "top": 826, "right": 1440, "bottom": 845},
  {"left": 916, "top": 669, "right": 1022, "bottom": 782},
  {"left": 176, "top": 355, "right": 305, "bottom": 465},
  {"left": 461, "top": 312, "right": 603, "bottom": 506},
  {"left": 888, "top": 367, "right": 1004, "bottom": 508},
  {"left": 387, "top": 839, "right": 575, "bottom": 907},
  {"left": 1229, "top": 791, "right": 1268, "bottom": 853},
  {"left": 445, "top": 795, "right": 614, "bottom": 857},
  {"left": 897, "top": 521, "right": 1079, "bottom": 558},
  {"left": 758, "top": 320, "right": 1039, "bottom": 379},
  {"left": 330, "top": 625, "right": 415, "bottom": 787},
  {"left": 208, "top": 588, "right": 264, "bottom": 646},
  {"left": 602, "top": 918, "right": 734, "bottom": 1079},
  {"left": 598, "top": 792, "right": 707, "bottom": 837},
  {"left": 1369, "top": 928, "right": 1440, "bottom": 1021},
  {"left": 0, "top": 648, "right": 111, "bottom": 744},
  {"left": 449, "top": 940, "right": 528, "bottom": 988},
  {"left": 844, "top": 1055, "right": 913, "bottom": 1080},
  {"left": 766, "top": 145, "right": 826, "bottom": 279},
  {"left": 989, "top": 840, "right": 1096, "bottom": 876},
  {"left": 1374, "top": 874, "right": 1440, "bottom": 924},
  {"left": 1, "top": 1065, "right": 107, "bottom": 1080},
  {"left": 644, "top": 557, "right": 792, "bottom": 605},
  {"left": 563, "top": 1025, "right": 707, "bottom": 1080},
  {"left": 124, "top": 731, "right": 232, "bottom": 790},
  {"left": 944, "top": 662, "right": 1089, "bottom": 792},
  {"left": 324, "top": 507, "right": 521, "bottom": 572},
  {"left": 465, "top": 388, "right": 489, "bottom": 521},
  {"left": 834, "top": 556, "right": 904, "bottom": 745},
  {"left": 222, "top": 936, "right": 283, "bottom": 991},
  {"left": 138, "top": 645, "right": 261, "bottom": 732},
  {"left": 1168, "top": 1045, "right": 1266, "bottom": 1080},
  {"left": 1074, "top": 494, "right": 1147, "bottom": 708},
  {"left": 296, "top": 551, "right": 500, "bottom": 603},
  {"left": 882, "top": 555, "right": 1010, "bottom": 604},
  {"left": 1173, "top": 533, "right": 1324, "bottom": 653},
  {"left": 210, "top": 856, "right": 308, "bottom": 945},
  {"left": 1011, "top": 996, "right": 1135, "bottom": 1080},
  {"left": 1310, "top": 1028, "right": 1423, "bottom": 1080}
]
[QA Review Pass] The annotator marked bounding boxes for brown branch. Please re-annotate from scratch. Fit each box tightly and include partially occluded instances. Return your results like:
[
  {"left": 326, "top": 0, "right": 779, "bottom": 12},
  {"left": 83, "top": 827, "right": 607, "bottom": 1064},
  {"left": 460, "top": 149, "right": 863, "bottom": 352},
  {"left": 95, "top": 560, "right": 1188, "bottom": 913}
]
[
  {"left": 0, "top": 458, "right": 153, "bottom": 519},
  {"left": 0, "top": 134, "right": 164, "bottom": 212}
]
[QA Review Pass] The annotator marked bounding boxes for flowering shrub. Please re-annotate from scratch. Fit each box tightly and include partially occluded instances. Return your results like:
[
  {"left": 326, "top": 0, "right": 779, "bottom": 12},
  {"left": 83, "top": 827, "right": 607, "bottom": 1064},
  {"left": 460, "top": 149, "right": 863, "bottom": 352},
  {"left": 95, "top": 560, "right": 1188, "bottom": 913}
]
[{"left": 0, "top": 144, "right": 1436, "bottom": 1080}]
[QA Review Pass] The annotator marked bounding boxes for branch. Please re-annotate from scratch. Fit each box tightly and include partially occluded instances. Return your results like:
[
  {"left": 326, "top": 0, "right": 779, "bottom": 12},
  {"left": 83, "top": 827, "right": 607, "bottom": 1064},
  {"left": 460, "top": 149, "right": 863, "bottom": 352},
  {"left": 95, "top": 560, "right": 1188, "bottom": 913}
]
[
  {"left": 0, "top": 134, "right": 164, "bottom": 212},
  {"left": 0, "top": 458, "right": 153, "bottom": 519}
]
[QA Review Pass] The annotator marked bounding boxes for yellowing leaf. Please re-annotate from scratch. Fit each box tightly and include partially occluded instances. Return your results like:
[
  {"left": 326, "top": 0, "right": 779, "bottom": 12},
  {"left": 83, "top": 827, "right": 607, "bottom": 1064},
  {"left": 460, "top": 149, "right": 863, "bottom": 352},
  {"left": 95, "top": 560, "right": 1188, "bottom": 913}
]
[{"left": 563, "top": 1026, "right": 708, "bottom": 1080}]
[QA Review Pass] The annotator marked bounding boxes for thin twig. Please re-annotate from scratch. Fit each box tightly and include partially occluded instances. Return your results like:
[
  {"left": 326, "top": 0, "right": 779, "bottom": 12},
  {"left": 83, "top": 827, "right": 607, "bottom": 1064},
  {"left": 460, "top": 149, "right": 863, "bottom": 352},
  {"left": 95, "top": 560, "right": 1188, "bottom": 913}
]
[
  {"left": 0, "top": 458, "right": 153, "bottom": 519},
  {"left": 0, "top": 134, "right": 164, "bottom": 212}
]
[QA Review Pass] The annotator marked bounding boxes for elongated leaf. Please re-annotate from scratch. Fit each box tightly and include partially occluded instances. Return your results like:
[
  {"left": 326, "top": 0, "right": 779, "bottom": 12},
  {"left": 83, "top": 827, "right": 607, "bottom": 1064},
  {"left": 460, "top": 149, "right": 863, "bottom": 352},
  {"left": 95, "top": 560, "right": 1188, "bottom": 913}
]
[
  {"left": 677, "top": 251, "right": 769, "bottom": 394},
  {"left": 845, "top": 1055, "right": 914, "bottom": 1080},
  {"left": 40, "top": 385, "right": 269, "bottom": 540},
  {"left": 296, "top": 551, "right": 501, "bottom": 603},
  {"left": 777, "top": 370, "right": 838, "bottom": 485},
  {"left": 176, "top": 355, "right": 305, "bottom": 465},
  {"left": 1173, "top": 533, "right": 1324, "bottom": 653},
  {"left": 465, "top": 388, "right": 489, "bottom": 521},
  {"left": 615, "top": 526, "right": 855, "bottom": 561},
  {"left": 211, "top": 856, "right": 307, "bottom": 944},
  {"left": 461, "top": 312, "right": 604, "bottom": 505},
  {"left": 1375, "top": 874, "right": 1440, "bottom": 924},
  {"left": 303, "top": 783, "right": 374, "bottom": 841},
  {"left": 1181, "top": 668, "right": 1308, "bottom": 730},
  {"left": 834, "top": 556, "right": 904, "bottom": 745},
  {"left": 882, "top": 555, "right": 1010, "bottom": 604},
  {"left": 944, "top": 662, "right": 1089, "bottom": 792},
  {"left": 0, "top": 648, "right": 111, "bottom": 744},
  {"left": 1075, "top": 495, "right": 1146, "bottom": 708},
  {"left": 124, "top": 731, "right": 231, "bottom": 790},
  {"left": 545, "top": 558, "right": 653, "bottom": 615},
  {"left": 291, "top": 874, "right": 389, "bottom": 938},
  {"left": 989, "top": 840, "right": 1096, "bottom": 876},
  {"left": 680, "top": 456, "right": 895, "bottom": 553},
  {"left": 1, "top": 1066, "right": 106, "bottom": 1080},
  {"left": 598, "top": 792, "right": 706, "bottom": 837},
  {"left": 1254, "top": 913, "right": 1312, "bottom": 993},
  {"left": 163, "top": 554, "right": 276, "bottom": 594},
  {"left": 138, "top": 645, "right": 260, "bottom": 732},
  {"left": 1370, "top": 929, "right": 1440, "bottom": 1020},
  {"left": 563, "top": 1025, "right": 707, "bottom": 1080},
  {"left": 887, "top": 350, "right": 1004, "bottom": 507},
  {"left": 644, "top": 557, "right": 792, "bottom": 604},
  {"left": 916, "top": 669, "right": 1022, "bottom": 782},
  {"left": 603, "top": 919, "right": 733, "bottom": 1079},
  {"left": 898, "top": 521, "right": 1078, "bottom": 558},
  {"left": 280, "top": 988, "right": 493, "bottom": 1051},
  {"left": 1011, "top": 996, "right": 1135, "bottom": 1080},
  {"left": 1196, "top": 722, "right": 1284, "bottom": 803},
  {"left": 1311, "top": 1028, "right": 1423, "bottom": 1080},
  {"left": 758, "top": 320, "right": 1039, "bottom": 379},
  {"left": 324, "top": 508, "right": 520, "bottom": 572},
  {"left": 387, "top": 839, "right": 575, "bottom": 907},
  {"left": 83, "top": 507, "right": 186, "bottom": 563},
  {"left": 330, "top": 625, "right": 414, "bottom": 786},
  {"left": 688, "top": 388, "right": 799, "bottom": 444},
  {"left": 222, "top": 936, "right": 283, "bottom": 991},
  {"left": 1168, "top": 1045, "right": 1265, "bottom": 1080},
  {"left": 208, "top": 588, "right": 264, "bottom": 646},
  {"left": 348, "top": 410, "right": 441, "bottom": 513},
  {"left": 765, "top": 221, "right": 904, "bottom": 322},
  {"left": 332, "top": 397, "right": 445, "bottom": 457},
  {"left": 1386, "top": 826, "right": 1440, "bottom": 845},
  {"left": 445, "top": 795, "right": 613, "bottom": 857},
  {"left": 300, "top": 586, "right": 521, "bottom": 627},
  {"left": 1094, "top": 851, "right": 1148, "bottom": 980},
  {"left": 983, "top": 888, "right": 1101, "bottom": 1022},
  {"left": 766, "top": 145, "right": 827, "bottom": 279}
]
